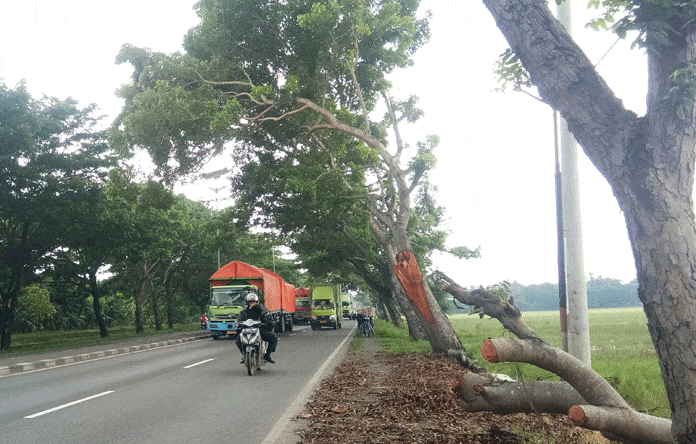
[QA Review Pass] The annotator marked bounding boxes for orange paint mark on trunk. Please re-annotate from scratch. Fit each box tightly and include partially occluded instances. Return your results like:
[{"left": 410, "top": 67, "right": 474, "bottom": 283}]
[{"left": 394, "top": 250, "right": 434, "bottom": 324}]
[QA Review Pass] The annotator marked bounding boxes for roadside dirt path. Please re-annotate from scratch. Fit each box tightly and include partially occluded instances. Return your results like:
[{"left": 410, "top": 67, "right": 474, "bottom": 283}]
[{"left": 293, "top": 337, "right": 614, "bottom": 444}]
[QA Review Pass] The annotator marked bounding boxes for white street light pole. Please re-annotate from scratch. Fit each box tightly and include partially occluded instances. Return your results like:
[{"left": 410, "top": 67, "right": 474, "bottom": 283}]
[{"left": 556, "top": 0, "right": 591, "bottom": 365}]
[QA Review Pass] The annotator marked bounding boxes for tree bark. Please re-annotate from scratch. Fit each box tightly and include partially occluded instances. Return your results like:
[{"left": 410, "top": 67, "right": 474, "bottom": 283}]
[
  {"left": 391, "top": 278, "right": 428, "bottom": 341},
  {"left": 482, "top": 338, "right": 630, "bottom": 409},
  {"left": 135, "top": 275, "right": 147, "bottom": 334},
  {"left": 89, "top": 269, "right": 109, "bottom": 338},
  {"left": 480, "top": 1, "right": 696, "bottom": 440},
  {"left": 482, "top": 338, "right": 672, "bottom": 444},
  {"left": 455, "top": 370, "right": 587, "bottom": 415},
  {"left": 438, "top": 271, "right": 544, "bottom": 342},
  {"left": 0, "top": 222, "right": 30, "bottom": 350},
  {"left": 569, "top": 405, "right": 672, "bottom": 444},
  {"left": 389, "top": 243, "right": 479, "bottom": 369}
]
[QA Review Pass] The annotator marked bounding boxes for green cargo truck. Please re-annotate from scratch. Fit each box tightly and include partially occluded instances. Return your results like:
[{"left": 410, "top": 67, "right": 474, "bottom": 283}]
[
  {"left": 310, "top": 283, "right": 342, "bottom": 330},
  {"left": 341, "top": 293, "right": 355, "bottom": 319}
]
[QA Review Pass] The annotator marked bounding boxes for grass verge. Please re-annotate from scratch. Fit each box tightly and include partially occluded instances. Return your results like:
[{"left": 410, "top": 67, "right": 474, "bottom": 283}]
[{"left": 1, "top": 323, "right": 202, "bottom": 358}]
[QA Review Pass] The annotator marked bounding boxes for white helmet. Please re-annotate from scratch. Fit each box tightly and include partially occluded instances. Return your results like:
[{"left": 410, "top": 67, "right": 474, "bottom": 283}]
[{"left": 245, "top": 293, "right": 259, "bottom": 303}]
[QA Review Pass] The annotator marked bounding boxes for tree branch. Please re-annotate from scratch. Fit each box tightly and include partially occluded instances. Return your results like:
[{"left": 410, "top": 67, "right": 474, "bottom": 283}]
[
  {"left": 481, "top": 0, "right": 640, "bottom": 181},
  {"left": 437, "top": 271, "right": 544, "bottom": 342}
]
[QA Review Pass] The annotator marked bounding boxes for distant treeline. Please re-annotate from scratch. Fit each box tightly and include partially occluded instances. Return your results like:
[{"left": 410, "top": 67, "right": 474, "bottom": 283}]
[{"left": 449, "top": 276, "right": 641, "bottom": 313}]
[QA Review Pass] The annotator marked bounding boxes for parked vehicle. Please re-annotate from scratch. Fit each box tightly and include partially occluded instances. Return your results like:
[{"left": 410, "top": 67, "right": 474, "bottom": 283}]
[
  {"left": 237, "top": 318, "right": 268, "bottom": 376},
  {"left": 356, "top": 313, "right": 374, "bottom": 337},
  {"left": 341, "top": 293, "right": 355, "bottom": 319},
  {"left": 293, "top": 287, "right": 311, "bottom": 325},
  {"left": 310, "top": 283, "right": 342, "bottom": 330},
  {"left": 207, "top": 261, "right": 295, "bottom": 339}
]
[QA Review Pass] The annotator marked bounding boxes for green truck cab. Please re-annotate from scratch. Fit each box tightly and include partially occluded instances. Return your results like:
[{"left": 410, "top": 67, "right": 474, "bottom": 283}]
[
  {"left": 206, "top": 285, "right": 254, "bottom": 339},
  {"left": 310, "top": 283, "right": 342, "bottom": 330},
  {"left": 341, "top": 293, "right": 354, "bottom": 319}
]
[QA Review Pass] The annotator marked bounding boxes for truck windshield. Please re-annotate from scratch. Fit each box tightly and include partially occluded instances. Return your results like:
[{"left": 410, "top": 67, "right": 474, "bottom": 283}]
[
  {"left": 312, "top": 300, "right": 334, "bottom": 309},
  {"left": 210, "top": 289, "right": 246, "bottom": 307},
  {"left": 296, "top": 300, "right": 310, "bottom": 309}
]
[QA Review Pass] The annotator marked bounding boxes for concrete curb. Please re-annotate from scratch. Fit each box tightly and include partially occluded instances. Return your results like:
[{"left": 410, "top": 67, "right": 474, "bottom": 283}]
[{"left": 0, "top": 333, "right": 209, "bottom": 376}]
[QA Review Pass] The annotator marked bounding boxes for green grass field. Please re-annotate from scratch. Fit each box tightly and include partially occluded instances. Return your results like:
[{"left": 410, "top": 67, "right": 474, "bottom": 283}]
[{"left": 375, "top": 307, "right": 670, "bottom": 418}]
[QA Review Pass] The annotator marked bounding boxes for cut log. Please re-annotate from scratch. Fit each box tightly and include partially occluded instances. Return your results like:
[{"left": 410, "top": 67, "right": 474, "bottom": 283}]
[
  {"left": 455, "top": 370, "right": 587, "bottom": 414},
  {"left": 481, "top": 338, "right": 630, "bottom": 409},
  {"left": 569, "top": 405, "right": 672, "bottom": 444}
]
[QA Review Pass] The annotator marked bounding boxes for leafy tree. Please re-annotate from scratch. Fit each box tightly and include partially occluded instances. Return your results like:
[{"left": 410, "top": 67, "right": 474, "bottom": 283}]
[
  {"left": 482, "top": 0, "right": 696, "bottom": 439},
  {"left": 113, "top": 0, "right": 480, "bottom": 364},
  {"left": 47, "top": 182, "right": 127, "bottom": 338},
  {"left": 16, "top": 284, "right": 57, "bottom": 333},
  {"left": 104, "top": 171, "right": 187, "bottom": 332},
  {"left": 0, "top": 81, "right": 110, "bottom": 349}
]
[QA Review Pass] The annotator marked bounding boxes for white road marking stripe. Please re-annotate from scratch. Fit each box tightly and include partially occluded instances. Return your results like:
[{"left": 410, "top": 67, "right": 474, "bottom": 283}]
[
  {"left": 184, "top": 358, "right": 214, "bottom": 369},
  {"left": 24, "top": 391, "right": 115, "bottom": 419}
]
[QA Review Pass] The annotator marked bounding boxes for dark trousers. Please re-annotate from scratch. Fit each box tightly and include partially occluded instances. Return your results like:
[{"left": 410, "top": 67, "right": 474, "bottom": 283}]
[{"left": 236, "top": 329, "right": 278, "bottom": 354}]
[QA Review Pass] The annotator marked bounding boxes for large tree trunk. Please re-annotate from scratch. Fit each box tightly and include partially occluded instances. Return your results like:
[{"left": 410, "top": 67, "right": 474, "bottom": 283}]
[
  {"left": 135, "top": 278, "right": 146, "bottom": 334},
  {"left": 391, "top": 280, "right": 428, "bottom": 340},
  {"left": 613, "top": 38, "right": 696, "bottom": 444},
  {"left": 89, "top": 269, "right": 109, "bottom": 338},
  {"left": 481, "top": 1, "right": 696, "bottom": 440},
  {"left": 388, "top": 238, "right": 478, "bottom": 369},
  {"left": 0, "top": 287, "right": 20, "bottom": 351},
  {"left": 0, "top": 222, "right": 30, "bottom": 350}
]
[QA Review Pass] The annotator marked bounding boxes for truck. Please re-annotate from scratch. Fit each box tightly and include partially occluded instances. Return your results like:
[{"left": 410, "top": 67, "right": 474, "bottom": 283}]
[
  {"left": 310, "top": 283, "right": 342, "bottom": 330},
  {"left": 207, "top": 261, "right": 294, "bottom": 339},
  {"left": 259, "top": 268, "right": 295, "bottom": 333},
  {"left": 341, "top": 293, "right": 355, "bottom": 319},
  {"left": 293, "top": 287, "right": 311, "bottom": 324}
]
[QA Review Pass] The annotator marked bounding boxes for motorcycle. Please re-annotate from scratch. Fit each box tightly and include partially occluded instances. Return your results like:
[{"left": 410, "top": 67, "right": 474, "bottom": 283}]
[{"left": 237, "top": 318, "right": 268, "bottom": 376}]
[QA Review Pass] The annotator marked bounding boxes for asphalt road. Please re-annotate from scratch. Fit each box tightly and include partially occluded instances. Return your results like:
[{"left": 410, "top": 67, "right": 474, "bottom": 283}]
[{"left": 0, "top": 321, "right": 356, "bottom": 444}]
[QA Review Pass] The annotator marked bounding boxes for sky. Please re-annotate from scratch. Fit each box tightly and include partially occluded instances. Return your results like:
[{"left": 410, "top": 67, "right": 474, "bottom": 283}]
[{"left": 0, "top": 0, "right": 645, "bottom": 287}]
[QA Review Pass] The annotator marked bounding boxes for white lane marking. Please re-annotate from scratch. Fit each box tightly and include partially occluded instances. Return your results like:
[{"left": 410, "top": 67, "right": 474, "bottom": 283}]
[
  {"left": 262, "top": 323, "right": 357, "bottom": 444},
  {"left": 24, "top": 391, "right": 115, "bottom": 419},
  {"left": 183, "top": 358, "right": 214, "bottom": 369}
]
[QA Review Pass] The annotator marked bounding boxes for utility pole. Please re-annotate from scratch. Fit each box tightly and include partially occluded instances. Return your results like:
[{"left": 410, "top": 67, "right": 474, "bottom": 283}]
[
  {"left": 554, "top": 114, "right": 568, "bottom": 352},
  {"left": 208, "top": 184, "right": 228, "bottom": 271},
  {"left": 556, "top": 0, "right": 591, "bottom": 365}
]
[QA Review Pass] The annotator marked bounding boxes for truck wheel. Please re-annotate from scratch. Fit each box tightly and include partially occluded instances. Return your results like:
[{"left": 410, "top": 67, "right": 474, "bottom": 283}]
[{"left": 211, "top": 332, "right": 220, "bottom": 340}]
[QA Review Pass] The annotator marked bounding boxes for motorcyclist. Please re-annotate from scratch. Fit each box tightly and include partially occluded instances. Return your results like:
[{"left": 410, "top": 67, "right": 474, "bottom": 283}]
[{"left": 235, "top": 293, "right": 278, "bottom": 363}]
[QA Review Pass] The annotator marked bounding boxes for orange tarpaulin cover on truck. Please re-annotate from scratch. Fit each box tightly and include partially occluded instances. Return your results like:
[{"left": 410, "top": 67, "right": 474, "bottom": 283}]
[
  {"left": 210, "top": 261, "right": 282, "bottom": 311},
  {"left": 295, "top": 287, "right": 310, "bottom": 298},
  {"left": 283, "top": 282, "right": 296, "bottom": 312},
  {"left": 260, "top": 268, "right": 289, "bottom": 313}
]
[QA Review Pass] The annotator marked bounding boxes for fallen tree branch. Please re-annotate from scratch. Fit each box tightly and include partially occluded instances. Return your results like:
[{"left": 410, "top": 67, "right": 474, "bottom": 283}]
[
  {"left": 438, "top": 272, "right": 673, "bottom": 444},
  {"left": 569, "top": 405, "right": 672, "bottom": 444},
  {"left": 437, "top": 271, "right": 544, "bottom": 341},
  {"left": 454, "top": 370, "right": 587, "bottom": 414},
  {"left": 481, "top": 338, "right": 629, "bottom": 409}
]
